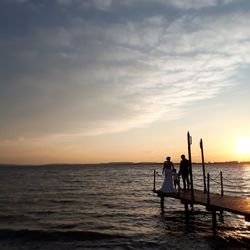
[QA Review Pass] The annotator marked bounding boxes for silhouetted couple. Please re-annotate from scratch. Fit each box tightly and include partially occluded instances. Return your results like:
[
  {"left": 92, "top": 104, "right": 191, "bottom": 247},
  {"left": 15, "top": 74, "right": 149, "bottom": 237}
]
[{"left": 160, "top": 154, "right": 190, "bottom": 193}]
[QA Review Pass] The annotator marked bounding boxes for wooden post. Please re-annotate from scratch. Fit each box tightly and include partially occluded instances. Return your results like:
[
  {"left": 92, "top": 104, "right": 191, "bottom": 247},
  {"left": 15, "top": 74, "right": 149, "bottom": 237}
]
[
  {"left": 220, "top": 171, "right": 224, "bottom": 196},
  {"left": 245, "top": 215, "right": 250, "bottom": 222},
  {"left": 219, "top": 171, "right": 224, "bottom": 215},
  {"left": 207, "top": 173, "right": 210, "bottom": 206},
  {"left": 212, "top": 210, "right": 217, "bottom": 234},
  {"left": 184, "top": 203, "right": 189, "bottom": 224},
  {"left": 178, "top": 179, "right": 181, "bottom": 197},
  {"left": 187, "top": 131, "right": 194, "bottom": 200},
  {"left": 160, "top": 196, "right": 164, "bottom": 212},
  {"left": 200, "top": 139, "right": 207, "bottom": 192},
  {"left": 153, "top": 170, "right": 156, "bottom": 192}
]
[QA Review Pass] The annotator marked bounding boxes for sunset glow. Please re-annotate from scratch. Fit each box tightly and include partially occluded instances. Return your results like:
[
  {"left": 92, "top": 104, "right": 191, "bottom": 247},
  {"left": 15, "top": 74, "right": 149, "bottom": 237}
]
[
  {"left": 1, "top": 1, "right": 250, "bottom": 164},
  {"left": 236, "top": 137, "right": 250, "bottom": 157}
]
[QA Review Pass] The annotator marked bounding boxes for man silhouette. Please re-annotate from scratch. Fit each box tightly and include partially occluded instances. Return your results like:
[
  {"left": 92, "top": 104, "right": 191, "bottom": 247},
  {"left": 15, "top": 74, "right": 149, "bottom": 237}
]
[{"left": 178, "top": 154, "right": 190, "bottom": 191}]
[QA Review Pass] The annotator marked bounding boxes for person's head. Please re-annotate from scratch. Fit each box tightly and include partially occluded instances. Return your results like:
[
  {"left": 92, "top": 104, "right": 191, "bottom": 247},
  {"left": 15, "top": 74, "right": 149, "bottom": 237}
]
[
  {"left": 166, "top": 156, "right": 171, "bottom": 161},
  {"left": 181, "top": 154, "right": 185, "bottom": 160}
]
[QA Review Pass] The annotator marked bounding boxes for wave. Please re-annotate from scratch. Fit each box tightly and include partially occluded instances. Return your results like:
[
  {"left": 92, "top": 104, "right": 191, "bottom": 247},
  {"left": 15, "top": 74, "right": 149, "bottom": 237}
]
[{"left": 0, "top": 228, "right": 127, "bottom": 242}]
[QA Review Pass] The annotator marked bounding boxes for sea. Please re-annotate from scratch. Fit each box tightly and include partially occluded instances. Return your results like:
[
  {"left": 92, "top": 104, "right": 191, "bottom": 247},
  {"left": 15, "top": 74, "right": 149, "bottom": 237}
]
[{"left": 0, "top": 163, "right": 249, "bottom": 250}]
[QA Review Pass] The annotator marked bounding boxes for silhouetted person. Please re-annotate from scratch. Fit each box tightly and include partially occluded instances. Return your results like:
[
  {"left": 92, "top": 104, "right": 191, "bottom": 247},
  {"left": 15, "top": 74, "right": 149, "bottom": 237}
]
[
  {"left": 178, "top": 154, "right": 190, "bottom": 191},
  {"left": 162, "top": 156, "right": 175, "bottom": 175},
  {"left": 160, "top": 156, "right": 175, "bottom": 193}
]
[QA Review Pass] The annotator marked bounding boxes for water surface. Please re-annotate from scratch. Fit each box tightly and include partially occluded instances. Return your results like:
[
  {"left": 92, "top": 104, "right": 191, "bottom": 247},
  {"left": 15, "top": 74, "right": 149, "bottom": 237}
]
[{"left": 0, "top": 163, "right": 249, "bottom": 249}]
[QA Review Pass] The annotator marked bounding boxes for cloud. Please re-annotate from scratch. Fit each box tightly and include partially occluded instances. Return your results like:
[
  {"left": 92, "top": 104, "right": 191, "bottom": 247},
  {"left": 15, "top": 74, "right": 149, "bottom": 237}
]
[
  {"left": 158, "top": 0, "right": 218, "bottom": 9},
  {"left": 14, "top": 0, "right": 29, "bottom": 3},
  {"left": 1, "top": 2, "right": 250, "bottom": 141},
  {"left": 54, "top": 0, "right": 221, "bottom": 11},
  {"left": 56, "top": 0, "right": 74, "bottom": 5},
  {"left": 101, "top": 0, "right": 218, "bottom": 10},
  {"left": 92, "top": 0, "right": 113, "bottom": 10}
]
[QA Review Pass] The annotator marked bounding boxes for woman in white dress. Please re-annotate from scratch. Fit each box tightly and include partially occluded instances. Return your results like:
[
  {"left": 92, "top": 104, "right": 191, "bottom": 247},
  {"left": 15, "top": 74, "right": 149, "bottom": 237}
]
[{"left": 160, "top": 156, "right": 175, "bottom": 193}]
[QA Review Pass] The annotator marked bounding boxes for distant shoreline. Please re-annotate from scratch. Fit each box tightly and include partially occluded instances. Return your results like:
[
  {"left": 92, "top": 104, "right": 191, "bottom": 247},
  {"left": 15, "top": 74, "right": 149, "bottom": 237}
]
[{"left": 0, "top": 161, "right": 249, "bottom": 167}]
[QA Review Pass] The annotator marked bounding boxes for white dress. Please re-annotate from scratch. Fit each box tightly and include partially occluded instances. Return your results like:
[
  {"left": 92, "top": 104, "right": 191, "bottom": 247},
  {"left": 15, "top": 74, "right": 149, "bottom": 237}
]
[{"left": 160, "top": 168, "right": 175, "bottom": 193}]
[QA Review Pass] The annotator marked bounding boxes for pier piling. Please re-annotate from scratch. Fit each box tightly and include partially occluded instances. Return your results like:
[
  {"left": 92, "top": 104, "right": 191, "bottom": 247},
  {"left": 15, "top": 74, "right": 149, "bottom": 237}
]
[
  {"left": 160, "top": 196, "right": 164, "bottom": 212},
  {"left": 184, "top": 203, "right": 189, "bottom": 224},
  {"left": 212, "top": 210, "right": 217, "bottom": 234}
]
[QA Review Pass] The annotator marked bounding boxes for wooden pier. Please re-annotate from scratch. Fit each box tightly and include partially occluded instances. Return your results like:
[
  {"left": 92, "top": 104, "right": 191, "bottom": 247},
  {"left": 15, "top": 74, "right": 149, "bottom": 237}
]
[{"left": 153, "top": 188, "right": 250, "bottom": 233}]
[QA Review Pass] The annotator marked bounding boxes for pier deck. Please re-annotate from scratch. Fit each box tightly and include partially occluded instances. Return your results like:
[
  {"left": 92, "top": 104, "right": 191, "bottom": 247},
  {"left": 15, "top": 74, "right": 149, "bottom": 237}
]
[
  {"left": 154, "top": 189, "right": 250, "bottom": 218},
  {"left": 153, "top": 189, "right": 250, "bottom": 229}
]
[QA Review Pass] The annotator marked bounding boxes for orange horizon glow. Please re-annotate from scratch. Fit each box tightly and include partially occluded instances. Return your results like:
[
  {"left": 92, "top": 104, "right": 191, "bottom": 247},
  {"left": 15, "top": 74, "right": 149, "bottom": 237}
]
[
  {"left": 0, "top": 131, "right": 250, "bottom": 165},
  {"left": 0, "top": 133, "right": 250, "bottom": 165}
]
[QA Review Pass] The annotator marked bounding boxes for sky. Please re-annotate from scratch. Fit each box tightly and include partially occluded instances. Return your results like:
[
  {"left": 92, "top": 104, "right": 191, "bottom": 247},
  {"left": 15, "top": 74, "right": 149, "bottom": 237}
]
[{"left": 1, "top": 0, "right": 250, "bottom": 164}]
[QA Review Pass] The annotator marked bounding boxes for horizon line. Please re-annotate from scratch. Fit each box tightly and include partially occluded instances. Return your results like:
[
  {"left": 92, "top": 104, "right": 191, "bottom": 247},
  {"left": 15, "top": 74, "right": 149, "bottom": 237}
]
[{"left": 0, "top": 160, "right": 250, "bottom": 166}]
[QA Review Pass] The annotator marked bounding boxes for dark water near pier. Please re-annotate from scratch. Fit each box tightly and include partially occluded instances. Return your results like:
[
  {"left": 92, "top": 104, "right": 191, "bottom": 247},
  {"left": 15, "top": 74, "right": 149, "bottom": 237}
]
[{"left": 0, "top": 163, "right": 249, "bottom": 249}]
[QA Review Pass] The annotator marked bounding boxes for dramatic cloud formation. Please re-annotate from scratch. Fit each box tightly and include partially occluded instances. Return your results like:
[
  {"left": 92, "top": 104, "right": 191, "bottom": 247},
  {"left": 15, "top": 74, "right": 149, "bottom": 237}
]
[{"left": 1, "top": 0, "right": 250, "bottom": 143}]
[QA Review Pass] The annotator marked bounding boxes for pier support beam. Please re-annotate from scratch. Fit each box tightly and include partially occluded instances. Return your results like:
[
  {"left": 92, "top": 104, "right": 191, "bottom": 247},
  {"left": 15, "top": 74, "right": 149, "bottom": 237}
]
[
  {"left": 212, "top": 210, "right": 217, "bottom": 234},
  {"left": 184, "top": 203, "right": 189, "bottom": 224},
  {"left": 160, "top": 196, "right": 164, "bottom": 213},
  {"left": 245, "top": 215, "right": 250, "bottom": 222}
]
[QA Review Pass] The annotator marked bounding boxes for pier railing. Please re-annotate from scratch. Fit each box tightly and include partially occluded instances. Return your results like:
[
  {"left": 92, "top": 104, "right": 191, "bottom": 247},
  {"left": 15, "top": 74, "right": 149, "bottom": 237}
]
[
  {"left": 154, "top": 169, "right": 250, "bottom": 198},
  {"left": 203, "top": 171, "right": 249, "bottom": 203}
]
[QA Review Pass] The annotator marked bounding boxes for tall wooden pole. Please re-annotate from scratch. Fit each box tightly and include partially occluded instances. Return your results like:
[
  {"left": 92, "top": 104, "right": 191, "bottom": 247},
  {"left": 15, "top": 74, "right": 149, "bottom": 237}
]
[
  {"left": 187, "top": 131, "right": 194, "bottom": 200},
  {"left": 207, "top": 172, "right": 210, "bottom": 206},
  {"left": 220, "top": 171, "right": 224, "bottom": 196},
  {"left": 200, "top": 139, "right": 207, "bottom": 192},
  {"left": 153, "top": 170, "right": 156, "bottom": 192}
]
